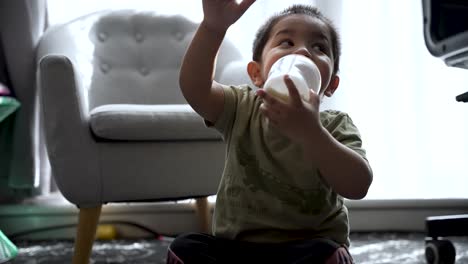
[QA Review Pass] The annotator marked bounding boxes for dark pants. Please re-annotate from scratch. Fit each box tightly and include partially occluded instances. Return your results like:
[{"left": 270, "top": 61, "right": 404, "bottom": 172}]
[{"left": 167, "top": 232, "right": 353, "bottom": 264}]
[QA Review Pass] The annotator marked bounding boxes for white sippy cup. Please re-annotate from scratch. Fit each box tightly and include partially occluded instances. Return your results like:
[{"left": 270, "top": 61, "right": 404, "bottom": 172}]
[{"left": 263, "top": 54, "right": 321, "bottom": 102}]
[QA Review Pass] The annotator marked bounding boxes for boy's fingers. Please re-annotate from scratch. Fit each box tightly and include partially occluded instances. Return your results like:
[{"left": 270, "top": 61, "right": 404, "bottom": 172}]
[
  {"left": 256, "top": 89, "right": 278, "bottom": 106},
  {"left": 260, "top": 102, "right": 282, "bottom": 122},
  {"left": 256, "top": 89, "right": 266, "bottom": 97},
  {"left": 259, "top": 103, "right": 273, "bottom": 120},
  {"left": 284, "top": 75, "right": 302, "bottom": 106}
]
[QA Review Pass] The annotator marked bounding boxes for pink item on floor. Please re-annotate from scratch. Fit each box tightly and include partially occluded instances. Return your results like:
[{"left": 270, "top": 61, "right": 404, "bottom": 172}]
[{"left": 0, "top": 83, "right": 11, "bottom": 96}]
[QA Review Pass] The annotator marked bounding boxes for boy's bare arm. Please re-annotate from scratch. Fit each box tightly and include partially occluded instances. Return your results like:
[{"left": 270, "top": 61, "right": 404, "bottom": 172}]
[
  {"left": 302, "top": 129, "right": 373, "bottom": 200},
  {"left": 257, "top": 76, "right": 373, "bottom": 200},
  {"left": 179, "top": 23, "right": 226, "bottom": 123},
  {"left": 180, "top": 0, "right": 255, "bottom": 123}
]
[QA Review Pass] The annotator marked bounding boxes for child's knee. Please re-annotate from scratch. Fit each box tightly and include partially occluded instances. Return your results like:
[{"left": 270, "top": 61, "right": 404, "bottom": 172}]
[
  {"left": 167, "top": 232, "right": 217, "bottom": 264},
  {"left": 167, "top": 233, "right": 201, "bottom": 264},
  {"left": 169, "top": 232, "right": 202, "bottom": 252},
  {"left": 325, "top": 246, "right": 354, "bottom": 264}
]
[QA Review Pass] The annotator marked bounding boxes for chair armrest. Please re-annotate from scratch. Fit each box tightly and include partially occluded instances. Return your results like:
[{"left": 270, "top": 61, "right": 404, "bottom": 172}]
[{"left": 38, "top": 54, "right": 101, "bottom": 206}]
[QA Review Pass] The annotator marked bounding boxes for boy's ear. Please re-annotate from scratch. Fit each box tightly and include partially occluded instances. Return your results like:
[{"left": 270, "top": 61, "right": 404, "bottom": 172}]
[
  {"left": 324, "top": 75, "right": 340, "bottom": 97},
  {"left": 247, "top": 61, "right": 264, "bottom": 87}
]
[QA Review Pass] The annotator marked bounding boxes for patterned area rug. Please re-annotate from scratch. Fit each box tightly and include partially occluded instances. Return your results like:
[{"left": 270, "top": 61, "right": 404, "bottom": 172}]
[{"left": 7, "top": 233, "right": 468, "bottom": 264}]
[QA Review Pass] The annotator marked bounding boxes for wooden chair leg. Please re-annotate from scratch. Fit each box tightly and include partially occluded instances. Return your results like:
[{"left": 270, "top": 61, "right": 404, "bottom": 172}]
[
  {"left": 195, "top": 197, "right": 210, "bottom": 233},
  {"left": 72, "top": 205, "right": 102, "bottom": 264}
]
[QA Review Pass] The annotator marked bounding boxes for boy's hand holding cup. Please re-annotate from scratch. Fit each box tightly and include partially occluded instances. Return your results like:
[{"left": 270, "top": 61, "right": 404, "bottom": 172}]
[{"left": 263, "top": 54, "right": 322, "bottom": 103}]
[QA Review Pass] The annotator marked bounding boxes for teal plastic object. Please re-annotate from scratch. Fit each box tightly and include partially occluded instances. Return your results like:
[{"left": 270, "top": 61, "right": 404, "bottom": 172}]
[
  {"left": 0, "top": 96, "right": 20, "bottom": 123},
  {"left": 0, "top": 229, "right": 18, "bottom": 263}
]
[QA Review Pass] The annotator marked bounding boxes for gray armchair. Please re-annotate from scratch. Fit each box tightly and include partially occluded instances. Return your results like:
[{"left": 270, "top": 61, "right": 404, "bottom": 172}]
[{"left": 37, "top": 10, "right": 248, "bottom": 264}]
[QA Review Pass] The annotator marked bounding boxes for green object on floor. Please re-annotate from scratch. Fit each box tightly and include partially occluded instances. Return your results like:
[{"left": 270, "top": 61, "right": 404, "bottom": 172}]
[
  {"left": 0, "top": 229, "right": 17, "bottom": 263},
  {"left": 0, "top": 96, "right": 20, "bottom": 123}
]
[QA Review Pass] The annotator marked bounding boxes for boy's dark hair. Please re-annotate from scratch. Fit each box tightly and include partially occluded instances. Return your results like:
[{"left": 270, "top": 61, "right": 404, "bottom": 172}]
[{"left": 252, "top": 5, "right": 341, "bottom": 75}]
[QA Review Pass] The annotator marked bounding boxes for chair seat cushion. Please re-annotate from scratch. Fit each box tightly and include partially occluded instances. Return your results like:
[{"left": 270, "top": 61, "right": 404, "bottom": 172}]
[{"left": 89, "top": 104, "right": 221, "bottom": 141}]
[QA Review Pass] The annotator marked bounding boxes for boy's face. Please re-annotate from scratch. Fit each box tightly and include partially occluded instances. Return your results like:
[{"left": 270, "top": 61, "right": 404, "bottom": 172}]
[{"left": 248, "top": 14, "right": 339, "bottom": 98}]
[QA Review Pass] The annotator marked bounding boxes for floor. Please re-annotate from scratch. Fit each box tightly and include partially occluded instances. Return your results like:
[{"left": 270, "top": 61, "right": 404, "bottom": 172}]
[
  {"left": 2, "top": 194, "right": 468, "bottom": 263},
  {"left": 6, "top": 233, "right": 468, "bottom": 264}
]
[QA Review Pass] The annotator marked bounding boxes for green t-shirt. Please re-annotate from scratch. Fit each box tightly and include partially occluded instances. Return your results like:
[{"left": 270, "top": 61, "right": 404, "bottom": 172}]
[{"left": 211, "top": 84, "right": 367, "bottom": 246}]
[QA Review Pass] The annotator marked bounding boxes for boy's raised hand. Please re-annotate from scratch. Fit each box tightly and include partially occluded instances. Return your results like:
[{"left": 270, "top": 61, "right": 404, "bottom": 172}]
[{"left": 202, "top": 0, "right": 256, "bottom": 33}]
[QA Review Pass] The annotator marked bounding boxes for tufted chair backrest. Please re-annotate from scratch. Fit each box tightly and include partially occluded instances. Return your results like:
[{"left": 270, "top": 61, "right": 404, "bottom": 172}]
[
  {"left": 38, "top": 10, "right": 242, "bottom": 110},
  {"left": 89, "top": 11, "right": 190, "bottom": 108},
  {"left": 88, "top": 10, "right": 243, "bottom": 109}
]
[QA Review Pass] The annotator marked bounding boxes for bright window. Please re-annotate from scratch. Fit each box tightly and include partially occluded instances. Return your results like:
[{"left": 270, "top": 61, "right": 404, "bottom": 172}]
[{"left": 331, "top": 0, "right": 468, "bottom": 199}]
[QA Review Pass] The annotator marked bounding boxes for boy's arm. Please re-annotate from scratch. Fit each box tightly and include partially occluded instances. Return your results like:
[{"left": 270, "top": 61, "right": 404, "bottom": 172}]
[
  {"left": 302, "top": 128, "right": 373, "bottom": 200},
  {"left": 179, "top": 23, "right": 226, "bottom": 123},
  {"left": 257, "top": 76, "right": 372, "bottom": 200},
  {"left": 179, "top": 0, "right": 255, "bottom": 124}
]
